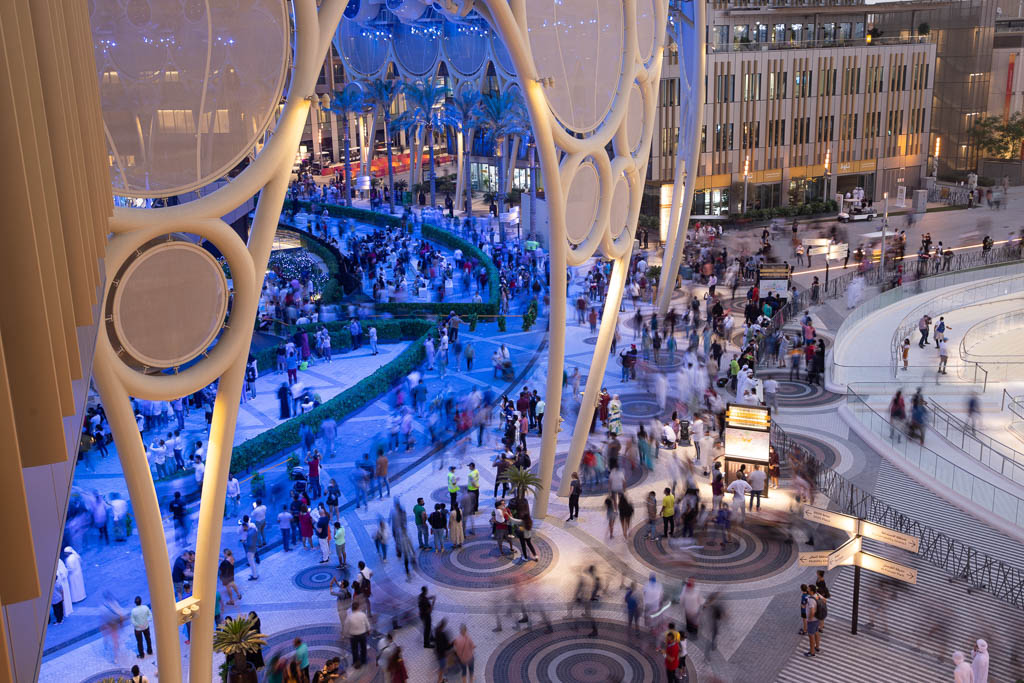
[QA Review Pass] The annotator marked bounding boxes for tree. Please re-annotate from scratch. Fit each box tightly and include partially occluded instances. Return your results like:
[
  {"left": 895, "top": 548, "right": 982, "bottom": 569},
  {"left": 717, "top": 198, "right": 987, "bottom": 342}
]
[
  {"left": 397, "top": 80, "right": 447, "bottom": 209},
  {"left": 473, "top": 90, "right": 527, "bottom": 240},
  {"left": 917, "top": 22, "right": 930, "bottom": 36},
  {"left": 212, "top": 614, "right": 266, "bottom": 683},
  {"left": 364, "top": 79, "right": 402, "bottom": 213},
  {"left": 441, "top": 89, "right": 481, "bottom": 218},
  {"left": 325, "top": 87, "right": 369, "bottom": 207},
  {"left": 504, "top": 465, "right": 543, "bottom": 506},
  {"left": 971, "top": 113, "right": 1024, "bottom": 160}
]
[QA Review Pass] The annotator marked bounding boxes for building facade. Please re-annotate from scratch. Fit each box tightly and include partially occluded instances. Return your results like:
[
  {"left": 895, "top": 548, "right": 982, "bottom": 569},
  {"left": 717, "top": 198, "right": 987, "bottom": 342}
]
[{"left": 652, "top": 0, "right": 997, "bottom": 215}]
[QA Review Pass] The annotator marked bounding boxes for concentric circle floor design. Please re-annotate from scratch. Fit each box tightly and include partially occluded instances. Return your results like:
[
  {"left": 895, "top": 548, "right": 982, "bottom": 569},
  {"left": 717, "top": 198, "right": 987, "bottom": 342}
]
[
  {"left": 415, "top": 534, "right": 555, "bottom": 589},
  {"left": 82, "top": 669, "right": 133, "bottom": 683},
  {"left": 293, "top": 564, "right": 345, "bottom": 591},
  {"left": 262, "top": 623, "right": 378, "bottom": 681},
  {"left": 530, "top": 454, "right": 646, "bottom": 498},
  {"left": 487, "top": 618, "right": 695, "bottom": 683},
  {"left": 786, "top": 432, "right": 839, "bottom": 470},
  {"left": 630, "top": 520, "right": 796, "bottom": 583}
]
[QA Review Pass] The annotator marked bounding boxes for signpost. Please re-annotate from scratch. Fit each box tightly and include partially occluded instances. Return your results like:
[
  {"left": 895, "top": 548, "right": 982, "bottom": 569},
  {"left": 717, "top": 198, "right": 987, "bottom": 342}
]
[
  {"left": 724, "top": 404, "right": 772, "bottom": 487},
  {"left": 757, "top": 263, "right": 792, "bottom": 301},
  {"left": 803, "top": 506, "right": 920, "bottom": 634},
  {"left": 807, "top": 243, "right": 848, "bottom": 287}
]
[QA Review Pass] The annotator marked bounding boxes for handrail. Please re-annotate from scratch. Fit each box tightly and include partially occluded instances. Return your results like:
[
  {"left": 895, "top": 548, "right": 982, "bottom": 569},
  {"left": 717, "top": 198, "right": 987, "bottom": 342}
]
[
  {"left": 770, "top": 420, "right": 1024, "bottom": 609},
  {"left": 889, "top": 275, "right": 1024, "bottom": 378},
  {"left": 823, "top": 242, "right": 1024, "bottom": 304},
  {"left": 844, "top": 386, "right": 1024, "bottom": 522},
  {"left": 925, "top": 399, "right": 1024, "bottom": 484}
]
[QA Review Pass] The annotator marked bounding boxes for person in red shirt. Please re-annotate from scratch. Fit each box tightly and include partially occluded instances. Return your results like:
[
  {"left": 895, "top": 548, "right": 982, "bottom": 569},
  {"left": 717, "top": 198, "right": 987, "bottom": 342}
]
[{"left": 660, "top": 631, "right": 681, "bottom": 682}]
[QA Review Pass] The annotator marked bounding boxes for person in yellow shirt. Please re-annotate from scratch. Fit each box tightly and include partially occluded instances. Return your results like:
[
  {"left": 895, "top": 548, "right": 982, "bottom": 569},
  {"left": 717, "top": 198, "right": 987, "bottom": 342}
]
[{"left": 661, "top": 488, "right": 676, "bottom": 538}]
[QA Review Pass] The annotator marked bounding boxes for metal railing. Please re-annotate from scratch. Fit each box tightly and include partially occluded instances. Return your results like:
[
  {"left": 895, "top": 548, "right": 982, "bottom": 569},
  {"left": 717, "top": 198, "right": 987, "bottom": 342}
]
[
  {"left": 924, "top": 400, "right": 1024, "bottom": 486},
  {"left": 959, "top": 308, "right": 1024, "bottom": 382},
  {"left": 708, "top": 35, "right": 929, "bottom": 53},
  {"left": 770, "top": 420, "right": 1024, "bottom": 609},
  {"left": 891, "top": 275, "right": 1024, "bottom": 378},
  {"left": 822, "top": 242, "right": 1023, "bottom": 304},
  {"left": 845, "top": 387, "right": 1024, "bottom": 529}
]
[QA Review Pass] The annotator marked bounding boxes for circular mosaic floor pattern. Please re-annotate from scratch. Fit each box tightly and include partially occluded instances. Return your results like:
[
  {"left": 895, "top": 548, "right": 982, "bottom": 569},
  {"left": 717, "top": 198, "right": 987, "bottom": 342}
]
[
  {"left": 262, "top": 623, "right": 378, "bottom": 682},
  {"left": 82, "top": 669, "right": 133, "bottom": 683},
  {"left": 529, "top": 454, "right": 647, "bottom": 498},
  {"left": 772, "top": 377, "right": 843, "bottom": 408},
  {"left": 415, "top": 534, "right": 555, "bottom": 589},
  {"left": 294, "top": 564, "right": 348, "bottom": 591},
  {"left": 630, "top": 520, "right": 796, "bottom": 583},
  {"left": 487, "top": 618, "right": 695, "bottom": 683},
  {"left": 785, "top": 432, "right": 839, "bottom": 470}
]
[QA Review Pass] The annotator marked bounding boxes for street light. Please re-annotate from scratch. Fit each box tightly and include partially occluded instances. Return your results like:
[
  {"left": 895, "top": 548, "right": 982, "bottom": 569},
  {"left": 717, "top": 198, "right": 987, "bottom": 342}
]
[
  {"left": 823, "top": 147, "right": 832, "bottom": 202},
  {"left": 743, "top": 154, "right": 750, "bottom": 213},
  {"left": 880, "top": 190, "right": 889, "bottom": 277}
]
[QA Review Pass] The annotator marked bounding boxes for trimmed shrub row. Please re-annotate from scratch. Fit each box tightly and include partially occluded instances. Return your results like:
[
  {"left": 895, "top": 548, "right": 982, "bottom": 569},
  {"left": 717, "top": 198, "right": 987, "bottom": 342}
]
[
  {"left": 289, "top": 199, "right": 501, "bottom": 316},
  {"left": 229, "top": 319, "right": 433, "bottom": 475}
]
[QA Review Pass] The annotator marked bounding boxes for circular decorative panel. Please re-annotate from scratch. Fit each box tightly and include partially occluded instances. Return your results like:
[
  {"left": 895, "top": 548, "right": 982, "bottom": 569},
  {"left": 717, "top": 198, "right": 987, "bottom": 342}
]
[
  {"left": 443, "top": 14, "right": 489, "bottom": 77},
  {"left": 337, "top": 17, "right": 392, "bottom": 76},
  {"left": 526, "top": 0, "right": 625, "bottom": 133},
  {"left": 392, "top": 13, "right": 441, "bottom": 76},
  {"left": 609, "top": 173, "right": 630, "bottom": 238},
  {"left": 107, "top": 239, "right": 229, "bottom": 370},
  {"left": 636, "top": 0, "right": 657, "bottom": 64},
  {"left": 565, "top": 161, "right": 600, "bottom": 243},
  {"left": 95, "top": 0, "right": 289, "bottom": 196},
  {"left": 626, "top": 83, "right": 645, "bottom": 153}
]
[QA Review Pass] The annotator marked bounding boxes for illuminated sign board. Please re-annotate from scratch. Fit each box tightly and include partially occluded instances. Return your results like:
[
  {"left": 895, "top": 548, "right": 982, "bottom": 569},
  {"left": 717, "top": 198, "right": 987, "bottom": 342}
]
[{"left": 725, "top": 404, "right": 771, "bottom": 431}]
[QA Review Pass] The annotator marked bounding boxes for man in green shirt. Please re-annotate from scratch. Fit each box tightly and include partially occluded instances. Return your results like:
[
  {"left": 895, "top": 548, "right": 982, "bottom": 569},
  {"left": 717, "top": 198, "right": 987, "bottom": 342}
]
[
  {"left": 466, "top": 462, "right": 480, "bottom": 514},
  {"left": 333, "top": 522, "right": 346, "bottom": 567},
  {"left": 729, "top": 357, "right": 740, "bottom": 392},
  {"left": 661, "top": 488, "right": 676, "bottom": 538},
  {"left": 294, "top": 637, "right": 309, "bottom": 681},
  {"left": 413, "top": 498, "right": 429, "bottom": 549}
]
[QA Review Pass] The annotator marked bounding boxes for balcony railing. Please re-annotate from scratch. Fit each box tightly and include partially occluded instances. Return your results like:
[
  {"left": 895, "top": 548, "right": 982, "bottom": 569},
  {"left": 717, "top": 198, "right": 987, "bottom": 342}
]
[{"left": 708, "top": 35, "right": 930, "bottom": 53}]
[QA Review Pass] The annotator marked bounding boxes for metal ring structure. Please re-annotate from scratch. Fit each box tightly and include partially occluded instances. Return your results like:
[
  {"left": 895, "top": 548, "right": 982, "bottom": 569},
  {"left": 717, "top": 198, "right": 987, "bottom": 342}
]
[
  {"left": 475, "top": 0, "right": 671, "bottom": 511},
  {"left": 91, "top": 2, "right": 347, "bottom": 681}
]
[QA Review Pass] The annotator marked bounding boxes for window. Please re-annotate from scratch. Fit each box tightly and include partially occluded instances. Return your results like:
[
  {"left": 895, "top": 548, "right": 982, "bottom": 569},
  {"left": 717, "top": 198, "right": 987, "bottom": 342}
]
[
  {"left": 661, "top": 127, "right": 679, "bottom": 156},
  {"left": 908, "top": 108, "right": 926, "bottom": 134},
  {"left": 793, "top": 117, "right": 811, "bottom": 144},
  {"left": 715, "top": 74, "right": 735, "bottom": 103},
  {"left": 840, "top": 113, "right": 858, "bottom": 139},
  {"left": 794, "top": 70, "right": 812, "bottom": 98},
  {"left": 816, "top": 115, "right": 834, "bottom": 142},
  {"left": 843, "top": 67, "right": 861, "bottom": 95},
  {"left": 742, "top": 122, "right": 760, "bottom": 148},
  {"left": 818, "top": 68, "right": 836, "bottom": 96},
  {"left": 912, "top": 63, "right": 931, "bottom": 89},
  {"left": 865, "top": 111, "right": 880, "bottom": 137},
  {"left": 701, "top": 125, "right": 707, "bottom": 153},
  {"left": 866, "top": 66, "right": 884, "bottom": 93},
  {"left": 742, "top": 72, "right": 761, "bottom": 101},
  {"left": 733, "top": 25, "right": 749, "bottom": 43},
  {"left": 659, "top": 78, "right": 680, "bottom": 107},
  {"left": 886, "top": 110, "right": 903, "bottom": 136},
  {"left": 773, "top": 24, "right": 786, "bottom": 42},
  {"left": 713, "top": 25, "right": 729, "bottom": 45},
  {"left": 890, "top": 64, "right": 907, "bottom": 91},
  {"left": 768, "top": 119, "right": 786, "bottom": 146},
  {"left": 768, "top": 71, "right": 788, "bottom": 99},
  {"left": 714, "top": 123, "right": 734, "bottom": 151},
  {"left": 157, "top": 109, "right": 196, "bottom": 133}
]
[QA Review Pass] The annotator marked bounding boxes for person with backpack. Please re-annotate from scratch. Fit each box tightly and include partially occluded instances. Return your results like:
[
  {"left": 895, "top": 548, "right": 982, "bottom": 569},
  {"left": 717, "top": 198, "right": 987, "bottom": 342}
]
[
  {"left": 354, "top": 561, "right": 373, "bottom": 617},
  {"left": 814, "top": 571, "right": 830, "bottom": 634}
]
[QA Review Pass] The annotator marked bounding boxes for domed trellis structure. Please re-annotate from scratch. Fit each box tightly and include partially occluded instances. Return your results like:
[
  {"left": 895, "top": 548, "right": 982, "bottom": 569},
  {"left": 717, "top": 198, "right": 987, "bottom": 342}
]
[{"left": 89, "top": 1, "right": 703, "bottom": 680}]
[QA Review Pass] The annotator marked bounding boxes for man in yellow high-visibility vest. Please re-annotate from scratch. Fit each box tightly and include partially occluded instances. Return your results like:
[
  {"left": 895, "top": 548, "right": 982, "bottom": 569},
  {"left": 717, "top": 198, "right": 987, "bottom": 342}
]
[
  {"left": 466, "top": 462, "right": 480, "bottom": 516},
  {"left": 447, "top": 465, "right": 459, "bottom": 509}
]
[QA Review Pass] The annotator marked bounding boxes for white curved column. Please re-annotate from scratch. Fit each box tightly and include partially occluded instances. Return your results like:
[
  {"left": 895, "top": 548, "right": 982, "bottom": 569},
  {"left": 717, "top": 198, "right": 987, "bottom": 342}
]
[{"left": 658, "top": 0, "right": 706, "bottom": 316}]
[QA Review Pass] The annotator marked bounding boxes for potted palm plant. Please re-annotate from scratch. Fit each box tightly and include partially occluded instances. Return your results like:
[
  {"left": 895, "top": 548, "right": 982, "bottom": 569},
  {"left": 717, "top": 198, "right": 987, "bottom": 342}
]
[
  {"left": 213, "top": 615, "right": 266, "bottom": 683},
  {"left": 504, "top": 466, "right": 543, "bottom": 511}
]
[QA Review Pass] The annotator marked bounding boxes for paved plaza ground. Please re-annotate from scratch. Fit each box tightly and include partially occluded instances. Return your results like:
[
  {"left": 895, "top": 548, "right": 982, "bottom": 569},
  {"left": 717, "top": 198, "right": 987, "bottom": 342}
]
[{"left": 43, "top": 201, "right": 1024, "bottom": 682}]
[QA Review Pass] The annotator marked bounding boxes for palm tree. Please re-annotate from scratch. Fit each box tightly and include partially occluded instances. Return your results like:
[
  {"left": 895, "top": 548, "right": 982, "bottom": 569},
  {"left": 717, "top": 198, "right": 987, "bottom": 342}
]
[
  {"left": 398, "top": 80, "right": 447, "bottom": 208},
  {"left": 325, "top": 87, "right": 368, "bottom": 207},
  {"left": 473, "top": 90, "right": 527, "bottom": 240},
  {"left": 363, "top": 78, "right": 401, "bottom": 213},
  {"left": 212, "top": 614, "right": 267, "bottom": 682},
  {"left": 442, "top": 89, "right": 481, "bottom": 218},
  {"left": 504, "top": 465, "right": 543, "bottom": 507}
]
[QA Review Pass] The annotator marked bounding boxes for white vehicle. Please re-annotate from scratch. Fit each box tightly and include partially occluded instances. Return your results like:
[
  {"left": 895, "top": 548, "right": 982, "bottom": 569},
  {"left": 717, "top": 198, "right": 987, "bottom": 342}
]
[{"left": 837, "top": 189, "right": 877, "bottom": 222}]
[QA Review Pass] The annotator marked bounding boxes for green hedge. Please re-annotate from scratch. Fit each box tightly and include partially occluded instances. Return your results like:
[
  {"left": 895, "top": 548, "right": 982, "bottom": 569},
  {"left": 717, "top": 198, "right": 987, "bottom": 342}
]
[
  {"left": 291, "top": 199, "right": 501, "bottom": 317},
  {"left": 252, "top": 318, "right": 427, "bottom": 373},
  {"left": 229, "top": 319, "right": 433, "bottom": 475},
  {"left": 741, "top": 199, "right": 839, "bottom": 221}
]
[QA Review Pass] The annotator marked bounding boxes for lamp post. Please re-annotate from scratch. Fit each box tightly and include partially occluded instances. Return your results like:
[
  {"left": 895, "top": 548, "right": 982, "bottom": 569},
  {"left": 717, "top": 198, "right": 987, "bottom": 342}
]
[
  {"left": 823, "top": 146, "right": 832, "bottom": 202},
  {"left": 880, "top": 190, "right": 889, "bottom": 276},
  {"left": 743, "top": 154, "right": 750, "bottom": 213}
]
